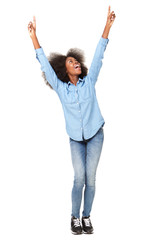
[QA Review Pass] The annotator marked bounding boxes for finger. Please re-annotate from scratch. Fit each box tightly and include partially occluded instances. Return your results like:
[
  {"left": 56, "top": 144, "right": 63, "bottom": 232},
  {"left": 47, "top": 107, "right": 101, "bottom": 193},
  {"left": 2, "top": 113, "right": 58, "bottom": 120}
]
[
  {"left": 111, "top": 15, "right": 116, "bottom": 22},
  {"left": 28, "top": 22, "right": 33, "bottom": 28},
  {"left": 28, "top": 25, "right": 32, "bottom": 32},
  {"left": 33, "top": 16, "right": 36, "bottom": 28},
  {"left": 28, "top": 22, "right": 33, "bottom": 31},
  {"left": 110, "top": 12, "right": 116, "bottom": 20},
  {"left": 107, "top": 5, "right": 111, "bottom": 16},
  {"left": 33, "top": 16, "right": 36, "bottom": 23},
  {"left": 111, "top": 12, "right": 115, "bottom": 17},
  {"left": 109, "top": 11, "right": 114, "bottom": 17}
]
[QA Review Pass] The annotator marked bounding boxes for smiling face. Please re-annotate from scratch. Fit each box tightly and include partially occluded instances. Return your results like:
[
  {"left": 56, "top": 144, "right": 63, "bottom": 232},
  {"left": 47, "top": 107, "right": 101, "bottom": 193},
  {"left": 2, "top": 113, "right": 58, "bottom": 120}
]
[{"left": 65, "top": 57, "right": 82, "bottom": 77}]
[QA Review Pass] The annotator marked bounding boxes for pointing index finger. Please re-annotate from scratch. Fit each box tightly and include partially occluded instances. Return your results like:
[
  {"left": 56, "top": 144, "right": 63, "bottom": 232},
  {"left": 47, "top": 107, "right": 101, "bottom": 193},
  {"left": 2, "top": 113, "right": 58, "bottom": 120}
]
[
  {"left": 107, "top": 5, "right": 111, "bottom": 16},
  {"left": 33, "top": 16, "right": 36, "bottom": 28}
]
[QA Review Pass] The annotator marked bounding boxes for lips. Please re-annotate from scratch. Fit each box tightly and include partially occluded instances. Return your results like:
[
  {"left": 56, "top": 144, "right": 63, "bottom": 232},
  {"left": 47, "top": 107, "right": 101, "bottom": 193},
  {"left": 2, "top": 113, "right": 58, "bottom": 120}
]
[{"left": 74, "top": 64, "right": 81, "bottom": 69}]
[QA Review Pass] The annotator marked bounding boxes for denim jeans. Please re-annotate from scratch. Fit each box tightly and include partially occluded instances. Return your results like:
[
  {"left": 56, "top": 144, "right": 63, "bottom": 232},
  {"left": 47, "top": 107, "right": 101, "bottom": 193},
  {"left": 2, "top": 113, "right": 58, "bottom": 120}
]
[{"left": 69, "top": 126, "right": 104, "bottom": 218}]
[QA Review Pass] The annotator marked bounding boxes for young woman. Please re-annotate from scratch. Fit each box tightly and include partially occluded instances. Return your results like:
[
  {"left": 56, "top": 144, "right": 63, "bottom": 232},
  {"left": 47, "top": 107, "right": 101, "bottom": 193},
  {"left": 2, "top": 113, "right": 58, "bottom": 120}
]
[{"left": 28, "top": 6, "right": 116, "bottom": 235}]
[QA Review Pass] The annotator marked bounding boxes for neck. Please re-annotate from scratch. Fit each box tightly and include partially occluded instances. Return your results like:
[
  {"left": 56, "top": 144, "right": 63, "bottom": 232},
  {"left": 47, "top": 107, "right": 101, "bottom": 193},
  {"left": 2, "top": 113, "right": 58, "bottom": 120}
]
[{"left": 68, "top": 75, "right": 79, "bottom": 86}]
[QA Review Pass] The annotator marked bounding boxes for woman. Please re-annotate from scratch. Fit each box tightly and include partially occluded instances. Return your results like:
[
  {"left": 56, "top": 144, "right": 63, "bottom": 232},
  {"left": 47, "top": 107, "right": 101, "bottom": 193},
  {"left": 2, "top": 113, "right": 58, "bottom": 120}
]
[{"left": 28, "top": 6, "right": 116, "bottom": 235}]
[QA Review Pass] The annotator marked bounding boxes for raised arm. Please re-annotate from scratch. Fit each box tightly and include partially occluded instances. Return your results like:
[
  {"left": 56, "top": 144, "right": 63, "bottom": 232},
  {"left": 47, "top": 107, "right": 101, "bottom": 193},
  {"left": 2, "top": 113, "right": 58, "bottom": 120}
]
[
  {"left": 28, "top": 17, "right": 63, "bottom": 92},
  {"left": 88, "top": 6, "right": 116, "bottom": 86}
]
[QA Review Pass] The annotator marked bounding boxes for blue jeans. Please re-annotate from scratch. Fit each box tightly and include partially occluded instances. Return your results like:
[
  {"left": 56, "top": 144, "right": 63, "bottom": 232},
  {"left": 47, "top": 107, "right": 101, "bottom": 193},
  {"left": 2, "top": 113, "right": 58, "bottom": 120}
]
[{"left": 69, "top": 127, "right": 104, "bottom": 218}]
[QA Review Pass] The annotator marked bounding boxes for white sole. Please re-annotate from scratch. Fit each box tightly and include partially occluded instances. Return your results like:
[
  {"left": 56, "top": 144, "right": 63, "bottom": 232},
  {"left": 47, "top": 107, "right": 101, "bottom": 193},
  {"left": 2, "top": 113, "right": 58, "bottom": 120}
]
[
  {"left": 71, "top": 230, "right": 82, "bottom": 235},
  {"left": 83, "top": 230, "right": 94, "bottom": 234}
]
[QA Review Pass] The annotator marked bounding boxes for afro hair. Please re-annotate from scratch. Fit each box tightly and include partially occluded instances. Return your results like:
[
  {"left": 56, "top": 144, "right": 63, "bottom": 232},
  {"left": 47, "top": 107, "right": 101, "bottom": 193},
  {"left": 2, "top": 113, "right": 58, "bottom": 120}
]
[{"left": 42, "top": 48, "right": 88, "bottom": 89}]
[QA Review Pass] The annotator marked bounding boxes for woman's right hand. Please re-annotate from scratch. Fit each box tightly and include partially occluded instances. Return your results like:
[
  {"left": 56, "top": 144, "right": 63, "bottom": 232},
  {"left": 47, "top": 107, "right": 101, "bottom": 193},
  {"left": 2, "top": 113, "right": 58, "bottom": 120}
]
[
  {"left": 28, "top": 16, "right": 40, "bottom": 49},
  {"left": 28, "top": 16, "right": 36, "bottom": 38}
]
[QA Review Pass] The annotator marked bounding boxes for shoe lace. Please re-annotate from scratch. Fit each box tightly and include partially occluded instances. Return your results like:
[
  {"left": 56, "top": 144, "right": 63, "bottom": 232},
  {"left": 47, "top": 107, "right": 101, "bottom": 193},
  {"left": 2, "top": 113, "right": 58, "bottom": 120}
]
[
  {"left": 83, "top": 218, "right": 92, "bottom": 227},
  {"left": 73, "top": 218, "right": 81, "bottom": 228}
]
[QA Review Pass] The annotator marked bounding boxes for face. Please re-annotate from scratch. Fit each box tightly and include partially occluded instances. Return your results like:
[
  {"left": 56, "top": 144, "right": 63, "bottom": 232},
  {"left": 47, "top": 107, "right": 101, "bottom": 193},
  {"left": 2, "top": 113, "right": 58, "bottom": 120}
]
[{"left": 65, "top": 57, "right": 82, "bottom": 77}]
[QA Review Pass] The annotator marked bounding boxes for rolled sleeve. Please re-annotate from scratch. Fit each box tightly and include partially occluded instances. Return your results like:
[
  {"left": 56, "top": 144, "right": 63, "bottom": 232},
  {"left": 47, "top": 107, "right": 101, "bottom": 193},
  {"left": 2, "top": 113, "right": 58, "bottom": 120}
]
[
  {"left": 35, "top": 47, "right": 63, "bottom": 92},
  {"left": 88, "top": 37, "right": 109, "bottom": 86}
]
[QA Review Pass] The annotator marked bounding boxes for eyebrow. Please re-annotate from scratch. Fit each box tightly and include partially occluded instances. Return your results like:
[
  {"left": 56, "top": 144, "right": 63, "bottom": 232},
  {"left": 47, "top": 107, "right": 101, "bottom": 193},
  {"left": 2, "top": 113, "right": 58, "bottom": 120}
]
[{"left": 67, "top": 57, "right": 79, "bottom": 63}]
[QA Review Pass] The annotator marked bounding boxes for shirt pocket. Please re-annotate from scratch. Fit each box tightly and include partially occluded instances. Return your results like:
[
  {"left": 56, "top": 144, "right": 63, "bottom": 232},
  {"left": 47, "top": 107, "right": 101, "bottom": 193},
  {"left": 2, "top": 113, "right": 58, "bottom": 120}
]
[
  {"left": 62, "top": 88, "right": 77, "bottom": 104},
  {"left": 79, "top": 82, "right": 92, "bottom": 101}
]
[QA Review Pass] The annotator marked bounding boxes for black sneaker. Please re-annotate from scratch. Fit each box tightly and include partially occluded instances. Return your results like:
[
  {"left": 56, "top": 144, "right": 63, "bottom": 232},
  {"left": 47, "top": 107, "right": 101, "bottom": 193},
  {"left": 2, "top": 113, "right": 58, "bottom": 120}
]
[
  {"left": 82, "top": 216, "right": 94, "bottom": 234},
  {"left": 71, "top": 216, "right": 82, "bottom": 235}
]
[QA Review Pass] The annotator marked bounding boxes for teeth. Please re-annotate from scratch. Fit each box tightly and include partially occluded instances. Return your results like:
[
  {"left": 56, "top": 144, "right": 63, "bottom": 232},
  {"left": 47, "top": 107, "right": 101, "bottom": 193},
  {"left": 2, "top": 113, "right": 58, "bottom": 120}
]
[{"left": 75, "top": 64, "right": 80, "bottom": 69}]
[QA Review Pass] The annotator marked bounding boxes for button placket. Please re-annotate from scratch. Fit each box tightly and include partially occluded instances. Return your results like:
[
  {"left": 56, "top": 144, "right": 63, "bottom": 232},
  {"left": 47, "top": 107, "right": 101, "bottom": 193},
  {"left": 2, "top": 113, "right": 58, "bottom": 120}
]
[{"left": 75, "top": 87, "right": 83, "bottom": 131}]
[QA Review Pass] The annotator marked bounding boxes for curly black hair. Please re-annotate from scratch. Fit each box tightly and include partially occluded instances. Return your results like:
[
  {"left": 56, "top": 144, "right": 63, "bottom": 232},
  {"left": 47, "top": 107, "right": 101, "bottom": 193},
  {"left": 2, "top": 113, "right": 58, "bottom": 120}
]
[{"left": 42, "top": 48, "right": 88, "bottom": 89}]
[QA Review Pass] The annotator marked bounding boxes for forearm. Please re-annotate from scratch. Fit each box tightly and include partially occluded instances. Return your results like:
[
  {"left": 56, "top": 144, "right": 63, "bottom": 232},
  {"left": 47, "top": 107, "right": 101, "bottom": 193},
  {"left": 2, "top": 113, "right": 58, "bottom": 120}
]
[
  {"left": 31, "top": 33, "right": 41, "bottom": 49},
  {"left": 102, "top": 25, "right": 110, "bottom": 39}
]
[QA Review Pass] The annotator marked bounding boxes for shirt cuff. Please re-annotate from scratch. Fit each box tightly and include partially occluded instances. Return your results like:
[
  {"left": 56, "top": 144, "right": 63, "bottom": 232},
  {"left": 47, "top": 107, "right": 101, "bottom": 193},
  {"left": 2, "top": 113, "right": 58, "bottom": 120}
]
[
  {"left": 100, "top": 37, "right": 109, "bottom": 46},
  {"left": 35, "top": 47, "right": 44, "bottom": 55}
]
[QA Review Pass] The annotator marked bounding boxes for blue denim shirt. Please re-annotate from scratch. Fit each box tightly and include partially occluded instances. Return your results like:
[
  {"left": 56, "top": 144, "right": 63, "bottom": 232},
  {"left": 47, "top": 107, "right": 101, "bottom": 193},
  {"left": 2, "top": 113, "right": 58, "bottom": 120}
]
[{"left": 35, "top": 37, "right": 109, "bottom": 141}]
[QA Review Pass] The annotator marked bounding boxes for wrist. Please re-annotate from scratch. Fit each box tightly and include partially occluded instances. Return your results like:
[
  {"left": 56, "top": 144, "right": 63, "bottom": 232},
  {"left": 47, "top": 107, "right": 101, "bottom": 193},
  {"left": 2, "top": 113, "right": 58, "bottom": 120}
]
[
  {"left": 102, "top": 25, "right": 110, "bottom": 39},
  {"left": 31, "top": 32, "right": 37, "bottom": 40}
]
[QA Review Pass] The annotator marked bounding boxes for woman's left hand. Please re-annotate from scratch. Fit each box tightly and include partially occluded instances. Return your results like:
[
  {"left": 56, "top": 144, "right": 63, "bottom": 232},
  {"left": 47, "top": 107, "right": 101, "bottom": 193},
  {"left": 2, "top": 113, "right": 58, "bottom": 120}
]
[
  {"left": 106, "top": 6, "right": 116, "bottom": 28},
  {"left": 102, "top": 6, "right": 116, "bottom": 39}
]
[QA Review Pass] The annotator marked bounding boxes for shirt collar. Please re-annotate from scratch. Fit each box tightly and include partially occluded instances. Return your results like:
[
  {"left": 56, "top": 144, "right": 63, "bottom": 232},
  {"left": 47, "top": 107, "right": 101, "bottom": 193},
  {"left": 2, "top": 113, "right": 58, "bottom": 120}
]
[{"left": 67, "top": 78, "right": 84, "bottom": 85}]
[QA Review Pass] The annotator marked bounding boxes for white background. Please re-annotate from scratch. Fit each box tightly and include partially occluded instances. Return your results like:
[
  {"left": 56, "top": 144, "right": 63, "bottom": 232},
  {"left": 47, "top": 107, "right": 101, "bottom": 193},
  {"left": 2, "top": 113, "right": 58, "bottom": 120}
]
[{"left": 0, "top": 0, "right": 160, "bottom": 239}]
